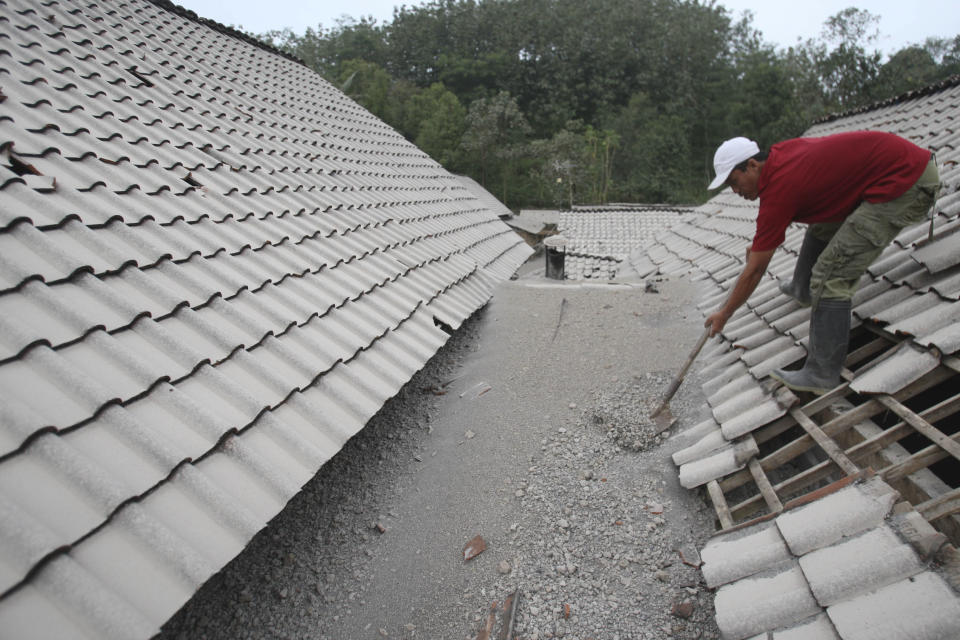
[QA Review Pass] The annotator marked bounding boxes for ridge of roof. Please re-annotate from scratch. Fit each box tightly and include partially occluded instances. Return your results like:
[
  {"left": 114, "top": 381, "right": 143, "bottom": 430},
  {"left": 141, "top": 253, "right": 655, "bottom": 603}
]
[
  {"left": 145, "top": 0, "right": 307, "bottom": 68},
  {"left": 812, "top": 74, "right": 960, "bottom": 125}
]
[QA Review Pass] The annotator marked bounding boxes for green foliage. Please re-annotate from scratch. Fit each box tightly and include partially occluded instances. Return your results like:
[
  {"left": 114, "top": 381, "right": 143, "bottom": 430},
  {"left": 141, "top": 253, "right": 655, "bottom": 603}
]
[
  {"left": 527, "top": 121, "right": 618, "bottom": 208},
  {"left": 608, "top": 94, "right": 692, "bottom": 204},
  {"left": 260, "top": 2, "right": 959, "bottom": 209},
  {"left": 339, "top": 59, "right": 392, "bottom": 120},
  {"left": 461, "top": 91, "right": 532, "bottom": 201},
  {"left": 408, "top": 83, "right": 468, "bottom": 168}
]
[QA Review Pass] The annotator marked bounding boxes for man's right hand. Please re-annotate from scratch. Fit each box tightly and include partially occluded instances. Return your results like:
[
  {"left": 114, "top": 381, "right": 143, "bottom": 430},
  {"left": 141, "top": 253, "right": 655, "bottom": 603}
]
[{"left": 704, "top": 310, "right": 730, "bottom": 337}]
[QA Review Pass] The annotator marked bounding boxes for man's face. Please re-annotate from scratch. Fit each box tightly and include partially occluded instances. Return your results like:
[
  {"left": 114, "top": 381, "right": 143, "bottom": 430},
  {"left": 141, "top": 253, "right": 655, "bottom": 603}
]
[{"left": 726, "top": 159, "right": 762, "bottom": 200}]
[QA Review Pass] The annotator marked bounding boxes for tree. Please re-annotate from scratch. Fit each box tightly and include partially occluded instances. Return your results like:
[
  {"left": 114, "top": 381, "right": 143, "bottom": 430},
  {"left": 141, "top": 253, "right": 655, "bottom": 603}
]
[
  {"left": 608, "top": 94, "right": 692, "bottom": 203},
  {"left": 338, "top": 59, "right": 393, "bottom": 121},
  {"left": 255, "top": 1, "right": 957, "bottom": 209},
  {"left": 806, "top": 8, "right": 883, "bottom": 109},
  {"left": 407, "top": 83, "right": 468, "bottom": 168},
  {"left": 460, "top": 91, "right": 531, "bottom": 201},
  {"left": 872, "top": 46, "right": 940, "bottom": 100}
]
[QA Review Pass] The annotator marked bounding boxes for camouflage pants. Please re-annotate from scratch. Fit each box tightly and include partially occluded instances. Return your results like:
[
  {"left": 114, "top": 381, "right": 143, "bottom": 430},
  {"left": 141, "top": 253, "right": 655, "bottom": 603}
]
[{"left": 809, "top": 157, "right": 941, "bottom": 305}]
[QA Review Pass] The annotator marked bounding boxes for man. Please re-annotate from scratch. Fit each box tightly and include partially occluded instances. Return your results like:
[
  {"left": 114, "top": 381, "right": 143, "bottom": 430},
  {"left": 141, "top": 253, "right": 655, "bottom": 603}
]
[{"left": 704, "top": 131, "right": 940, "bottom": 394}]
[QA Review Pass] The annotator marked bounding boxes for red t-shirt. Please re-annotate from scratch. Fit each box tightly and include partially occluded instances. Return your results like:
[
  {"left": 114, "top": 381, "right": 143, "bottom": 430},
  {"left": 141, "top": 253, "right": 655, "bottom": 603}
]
[{"left": 752, "top": 131, "right": 931, "bottom": 251}]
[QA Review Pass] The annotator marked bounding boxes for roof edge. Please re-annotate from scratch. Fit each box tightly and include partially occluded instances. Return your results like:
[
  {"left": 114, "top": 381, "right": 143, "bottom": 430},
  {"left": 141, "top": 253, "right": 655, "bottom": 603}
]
[
  {"left": 812, "top": 74, "right": 960, "bottom": 125},
  {"left": 145, "top": 0, "right": 307, "bottom": 68}
]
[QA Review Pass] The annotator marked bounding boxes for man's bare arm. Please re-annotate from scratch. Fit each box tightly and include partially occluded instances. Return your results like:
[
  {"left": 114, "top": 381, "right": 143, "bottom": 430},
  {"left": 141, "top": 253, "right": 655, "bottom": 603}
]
[{"left": 704, "top": 248, "right": 775, "bottom": 336}]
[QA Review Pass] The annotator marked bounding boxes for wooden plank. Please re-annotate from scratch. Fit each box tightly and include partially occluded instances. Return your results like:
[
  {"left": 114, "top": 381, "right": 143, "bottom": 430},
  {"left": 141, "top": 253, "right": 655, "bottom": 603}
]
[
  {"left": 853, "top": 393, "right": 960, "bottom": 467},
  {"left": 875, "top": 395, "right": 960, "bottom": 463},
  {"left": 720, "top": 368, "right": 953, "bottom": 495},
  {"left": 720, "top": 386, "right": 863, "bottom": 492},
  {"left": 789, "top": 407, "right": 860, "bottom": 476},
  {"left": 918, "top": 487, "right": 960, "bottom": 522},
  {"left": 707, "top": 480, "right": 734, "bottom": 529},
  {"left": 845, "top": 336, "right": 891, "bottom": 368},
  {"left": 748, "top": 457, "right": 783, "bottom": 513},
  {"left": 731, "top": 390, "right": 960, "bottom": 520},
  {"left": 944, "top": 355, "right": 960, "bottom": 374},
  {"left": 882, "top": 433, "right": 960, "bottom": 483}
]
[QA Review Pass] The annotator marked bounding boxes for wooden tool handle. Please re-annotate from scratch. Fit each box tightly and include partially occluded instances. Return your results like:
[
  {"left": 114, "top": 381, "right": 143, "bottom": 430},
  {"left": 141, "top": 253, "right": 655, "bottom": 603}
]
[{"left": 650, "top": 327, "right": 711, "bottom": 417}]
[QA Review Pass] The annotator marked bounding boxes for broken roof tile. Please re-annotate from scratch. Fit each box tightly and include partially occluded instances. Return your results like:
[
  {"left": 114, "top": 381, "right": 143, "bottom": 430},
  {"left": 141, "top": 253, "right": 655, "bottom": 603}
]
[{"left": 700, "top": 520, "right": 793, "bottom": 588}]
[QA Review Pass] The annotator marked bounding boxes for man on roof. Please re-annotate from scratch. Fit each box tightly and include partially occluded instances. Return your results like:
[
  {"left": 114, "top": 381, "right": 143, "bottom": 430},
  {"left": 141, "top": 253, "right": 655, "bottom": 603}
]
[{"left": 704, "top": 131, "right": 940, "bottom": 394}]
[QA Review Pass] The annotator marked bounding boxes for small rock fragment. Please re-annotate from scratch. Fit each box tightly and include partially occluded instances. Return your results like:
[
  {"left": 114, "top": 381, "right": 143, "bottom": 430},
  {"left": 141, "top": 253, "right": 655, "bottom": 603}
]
[
  {"left": 678, "top": 544, "right": 702, "bottom": 568},
  {"left": 671, "top": 600, "right": 695, "bottom": 619},
  {"left": 463, "top": 535, "right": 487, "bottom": 561}
]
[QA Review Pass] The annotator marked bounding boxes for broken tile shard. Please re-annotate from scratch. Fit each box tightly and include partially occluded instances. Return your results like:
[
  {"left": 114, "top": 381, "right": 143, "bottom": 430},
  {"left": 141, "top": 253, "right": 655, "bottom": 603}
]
[{"left": 463, "top": 535, "right": 487, "bottom": 561}]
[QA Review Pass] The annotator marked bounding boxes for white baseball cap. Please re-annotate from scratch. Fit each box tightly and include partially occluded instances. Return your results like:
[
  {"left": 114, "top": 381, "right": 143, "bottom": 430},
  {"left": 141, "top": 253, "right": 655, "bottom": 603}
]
[{"left": 708, "top": 137, "right": 760, "bottom": 189}]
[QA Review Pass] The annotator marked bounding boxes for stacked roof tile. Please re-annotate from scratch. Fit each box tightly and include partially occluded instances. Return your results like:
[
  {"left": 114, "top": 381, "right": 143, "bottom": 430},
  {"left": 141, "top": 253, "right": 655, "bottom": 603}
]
[
  {"left": 556, "top": 206, "right": 686, "bottom": 279},
  {"left": 636, "top": 78, "right": 960, "bottom": 636},
  {"left": 0, "top": 0, "right": 530, "bottom": 637},
  {"left": 703, "top": 476, "right": 960, "bottom": 639}
]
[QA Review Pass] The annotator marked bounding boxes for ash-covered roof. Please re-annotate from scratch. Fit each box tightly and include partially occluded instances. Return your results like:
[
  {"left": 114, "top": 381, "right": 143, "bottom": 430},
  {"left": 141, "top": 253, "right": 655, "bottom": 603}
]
[
  {"left": 0, "top": 0, "right": 530, "bottom": 637},
  {"left": 556, "top": 206, "right": 688, "bottom": 280},
  {"left": 456, "top": 175, "right": 514, "bottom": 219},
  {"left": 506, "top": 208, "right": 559, "bottom": 235},
  {"left": 638, "top": 76, "right": 960, "bottom": 637}
]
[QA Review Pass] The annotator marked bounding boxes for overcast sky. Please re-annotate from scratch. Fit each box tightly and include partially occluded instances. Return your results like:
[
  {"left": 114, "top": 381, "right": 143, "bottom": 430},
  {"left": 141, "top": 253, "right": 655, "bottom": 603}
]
[{"left": 176, "top": 0, "right": 959, "bottom": 56}]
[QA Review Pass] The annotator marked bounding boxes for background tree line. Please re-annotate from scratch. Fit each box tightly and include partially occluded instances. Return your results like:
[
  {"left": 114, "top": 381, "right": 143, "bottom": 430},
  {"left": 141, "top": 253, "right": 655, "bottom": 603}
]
[{"left": 258, "top": 1, "right": 960, "bottom": 209}]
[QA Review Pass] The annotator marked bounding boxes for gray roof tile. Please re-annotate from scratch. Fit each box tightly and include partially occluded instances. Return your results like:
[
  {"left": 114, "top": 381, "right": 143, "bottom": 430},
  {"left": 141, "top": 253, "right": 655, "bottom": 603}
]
[
  {"left": 775, "top": 478, "right": 898, "bottom": 556},
  {"left": 910, "top": 226, "right": 960, "bottom": 274},
  {"left": 0, "top": 2, "right": 532, "bottom": 631},
  {"left": 826, "top": 572, "right": 960, "bottom": 640},
  {"left": 714, "top": 563, "right": 821, "bottom": 640},
  {"left": 678, "top": 436, "right": 758, "bottom": 489},
  {"left": 770, "top": 613, "right": 840, "bottom": 639},
  {"left": 849, "top": 343, "right": 941, "bottom": 394},
  {"left": 720, "top": 387, "right": 797, "bottom": 440},
  {"left": 672, "top": 428, "right": 727, "bottom": 466},
  {"left": 799, "top": 525, "right": 924, "bottom": 607},
  {"left": 701, "top": 520, "right": 793, "bottom": 588},
  {"left": 918, "top": 321, "right": 960, "bottom": 354}
]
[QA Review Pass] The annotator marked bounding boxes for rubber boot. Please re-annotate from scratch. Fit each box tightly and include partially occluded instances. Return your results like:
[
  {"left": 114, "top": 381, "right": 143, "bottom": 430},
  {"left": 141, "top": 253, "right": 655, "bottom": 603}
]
[
  {"left": 780, "top": 227, "right": 829, "bottom": 306},
  {"left": 770, "top": 298, "right": 851, "bottom": 394}
]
